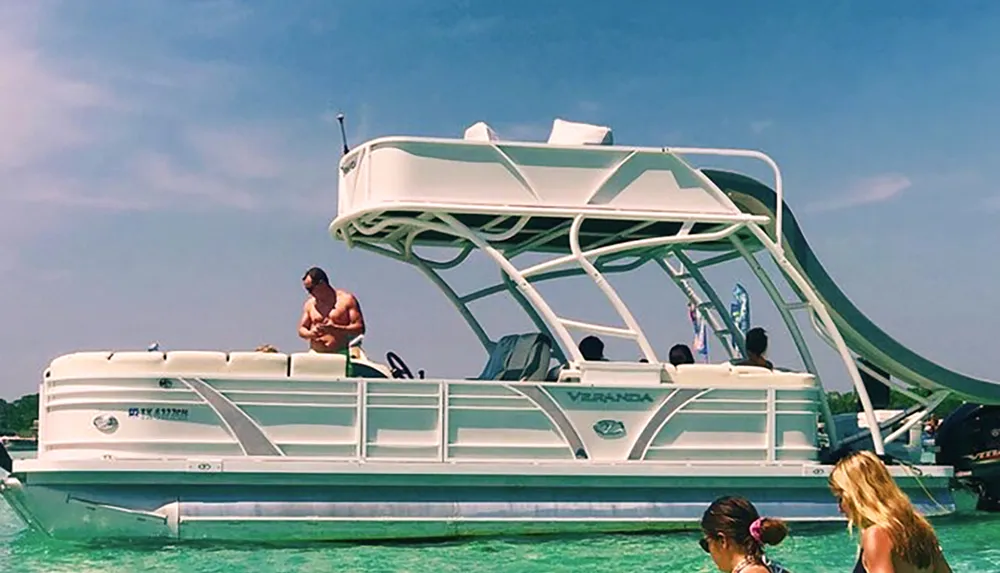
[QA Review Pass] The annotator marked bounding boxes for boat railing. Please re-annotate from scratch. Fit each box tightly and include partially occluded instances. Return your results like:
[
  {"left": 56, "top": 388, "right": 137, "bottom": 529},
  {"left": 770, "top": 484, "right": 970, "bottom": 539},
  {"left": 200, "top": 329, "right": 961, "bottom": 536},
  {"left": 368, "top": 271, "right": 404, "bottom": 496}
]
[
  {"left": 38, "top": 355, "right": 821, "bottom": 465},
  {"left": 665, "top": 146, "right": 785, "bottom": 252}
]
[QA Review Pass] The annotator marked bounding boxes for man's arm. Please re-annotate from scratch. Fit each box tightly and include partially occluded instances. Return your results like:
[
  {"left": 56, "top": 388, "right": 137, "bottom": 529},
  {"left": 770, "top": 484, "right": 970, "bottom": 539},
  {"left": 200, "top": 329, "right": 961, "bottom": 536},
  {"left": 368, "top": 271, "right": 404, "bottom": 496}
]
[
  {"left": 328, "top": 294, "right": 366, "bottom": 336},
  {"left": 297, "top": 303, "right": 316, "bottom": 340},
  {"left": 346, "top": 298, "right": 366, "bottom": 336}
]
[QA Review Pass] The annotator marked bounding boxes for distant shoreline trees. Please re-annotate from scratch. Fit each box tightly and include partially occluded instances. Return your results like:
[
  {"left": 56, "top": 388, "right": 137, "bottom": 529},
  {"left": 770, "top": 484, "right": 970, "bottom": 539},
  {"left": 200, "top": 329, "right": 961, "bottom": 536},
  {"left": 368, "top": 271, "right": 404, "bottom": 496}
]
[
  {"left": 825, "top": 387, "right": 965, "bottom": 417},
  {"left": 0, "top": 394, "right": 39, "bottom": 437}
]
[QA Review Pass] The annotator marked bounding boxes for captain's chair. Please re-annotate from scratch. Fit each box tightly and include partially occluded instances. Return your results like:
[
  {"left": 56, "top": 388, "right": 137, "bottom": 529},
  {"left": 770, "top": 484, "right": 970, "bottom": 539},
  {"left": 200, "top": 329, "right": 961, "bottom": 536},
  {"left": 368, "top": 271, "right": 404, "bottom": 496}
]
[{"left": 475, "top": 333, "right": 553, "bottom": 381}]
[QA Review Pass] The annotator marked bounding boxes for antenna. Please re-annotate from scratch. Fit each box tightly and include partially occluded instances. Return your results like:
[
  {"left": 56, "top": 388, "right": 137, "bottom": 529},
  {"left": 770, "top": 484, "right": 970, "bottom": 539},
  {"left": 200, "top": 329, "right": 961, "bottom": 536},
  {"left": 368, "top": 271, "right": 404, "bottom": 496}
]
[{"left": 336, "top": 112, "right": 350, "bottom": 156}]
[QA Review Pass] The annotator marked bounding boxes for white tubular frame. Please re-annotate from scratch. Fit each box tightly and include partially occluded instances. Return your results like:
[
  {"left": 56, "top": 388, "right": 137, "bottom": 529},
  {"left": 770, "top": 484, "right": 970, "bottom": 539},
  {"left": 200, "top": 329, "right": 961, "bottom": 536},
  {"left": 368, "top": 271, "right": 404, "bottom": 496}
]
[
  {"left": 436, "top": 211, "right": 745, "bottom": 364},
  {"left": 331, "top": 141, "right": 906, "bottom": 454},
  {"left": 807, "top": 310, "right": 952, "bottom": 447},
  {"left": 343, "top": 208, "right": 750, "bottom": 367},
  {"left": 736, "top": 223, "right": 883, "bottom": 454},
  {"left": 666, "top": 146, "right": 785, "bottom": 252},
  {"left": 656, "top": 250, "right": 746, "bottom": 359}
]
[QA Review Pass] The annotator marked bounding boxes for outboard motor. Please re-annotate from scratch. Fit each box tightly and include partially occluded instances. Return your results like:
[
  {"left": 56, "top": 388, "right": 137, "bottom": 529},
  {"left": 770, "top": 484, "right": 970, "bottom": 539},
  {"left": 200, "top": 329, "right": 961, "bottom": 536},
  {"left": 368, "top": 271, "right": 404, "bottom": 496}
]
[
  {"left": 935, "top": 404, "right": 1000, "bottom": 511},
  {"left": 0, "top": 441, "right": 12, "bottom": 474},
  {"left": 858, "top": 358, "right": 891, "bottom": 410}
]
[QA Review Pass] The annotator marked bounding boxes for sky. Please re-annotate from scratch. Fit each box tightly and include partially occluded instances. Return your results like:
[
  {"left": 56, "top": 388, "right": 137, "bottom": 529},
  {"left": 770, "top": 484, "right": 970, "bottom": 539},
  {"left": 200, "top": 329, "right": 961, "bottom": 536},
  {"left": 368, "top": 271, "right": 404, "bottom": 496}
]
[{"left": 1, "top": 0, "right": 999, "bottom": 399}]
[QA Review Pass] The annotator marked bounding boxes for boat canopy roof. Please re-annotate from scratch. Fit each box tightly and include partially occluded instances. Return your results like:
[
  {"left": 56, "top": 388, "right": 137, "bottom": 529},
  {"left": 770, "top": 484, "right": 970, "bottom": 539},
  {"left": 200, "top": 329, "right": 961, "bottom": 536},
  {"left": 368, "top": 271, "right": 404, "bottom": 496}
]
[{"left": 330, "top": 124, "right": 776, "bottom": 255}]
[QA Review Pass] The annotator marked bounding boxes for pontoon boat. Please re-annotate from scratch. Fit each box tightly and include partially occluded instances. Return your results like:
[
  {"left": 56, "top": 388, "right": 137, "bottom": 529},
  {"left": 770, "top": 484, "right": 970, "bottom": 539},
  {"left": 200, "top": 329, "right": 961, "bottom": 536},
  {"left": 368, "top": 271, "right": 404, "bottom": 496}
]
[{"left": 2, "top": 119, "right": 998, "bottom": 542}]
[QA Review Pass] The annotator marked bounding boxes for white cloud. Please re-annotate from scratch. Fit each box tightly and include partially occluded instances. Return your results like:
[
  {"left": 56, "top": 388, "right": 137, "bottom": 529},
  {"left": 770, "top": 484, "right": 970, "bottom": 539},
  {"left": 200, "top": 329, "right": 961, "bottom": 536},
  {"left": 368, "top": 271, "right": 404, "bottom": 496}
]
[
  {"left": 185, "top": 127, "right": 289, "bottom": 180},
  {"left": 0, "top": 2, "right": 341, "bottom": 265},
  {"left": 750, "top": 119, "right": 774, "bottom": 134},
  {"left": 803, "top": 173, "right": 912, "bottom": 214},
  {"left": 130, "top": 151, "right": 262, "bottom": 211},
  {"left": 0, "top": 30, "right": 116, "bottom": 171}
]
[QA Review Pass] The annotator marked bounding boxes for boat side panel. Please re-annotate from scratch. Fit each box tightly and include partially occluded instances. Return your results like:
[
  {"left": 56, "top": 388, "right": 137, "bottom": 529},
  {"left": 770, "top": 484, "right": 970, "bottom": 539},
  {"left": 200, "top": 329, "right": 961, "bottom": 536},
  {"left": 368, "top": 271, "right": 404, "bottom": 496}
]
[{"left": 39, "top": 352, "right": 822, "bottom": 464}]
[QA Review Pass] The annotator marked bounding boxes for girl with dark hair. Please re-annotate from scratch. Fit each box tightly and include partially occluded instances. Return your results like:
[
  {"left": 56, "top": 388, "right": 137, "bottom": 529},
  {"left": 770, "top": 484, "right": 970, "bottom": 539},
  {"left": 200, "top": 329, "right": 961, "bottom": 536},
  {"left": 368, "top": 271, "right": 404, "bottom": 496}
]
[
  {"left": 700, "top": 495, "right": 792, "bottom": 573},
  {"left": 668, "top": 343, "right": 695, "bottom": 366}
]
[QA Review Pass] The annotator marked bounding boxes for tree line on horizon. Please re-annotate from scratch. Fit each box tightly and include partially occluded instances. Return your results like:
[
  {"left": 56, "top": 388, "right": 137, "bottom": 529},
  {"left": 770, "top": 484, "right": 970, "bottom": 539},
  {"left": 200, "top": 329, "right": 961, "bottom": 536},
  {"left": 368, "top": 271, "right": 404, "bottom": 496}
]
[
  {"left": 0, "top": 386, "right": 969, "bottom": 437},
  {"left": 0, "top": 394, "right": 39, "bottom": 436},
  {"left": 824, "top": 386, "right": 965, "bottom": 418}
]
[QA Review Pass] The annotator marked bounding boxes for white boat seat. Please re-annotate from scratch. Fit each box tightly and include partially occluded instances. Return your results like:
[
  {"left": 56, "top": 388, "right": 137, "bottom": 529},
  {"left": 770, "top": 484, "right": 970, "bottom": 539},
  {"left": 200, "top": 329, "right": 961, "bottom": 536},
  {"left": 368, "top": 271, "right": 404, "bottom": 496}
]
[
  {"left": 661, "top": 363, "right": 678, "bottom": 382},
  {"left": 672, "top": 363, "right": 817, "bottom": 388},
  {"left": 107, "top": 351, "right": 168, "bottom": 374},
  {"left": 289, "top": 352, "right": 348, "bottom": 378},
  {"left": 46, "top": 351, "right": 113, "bottom": 379},
  {"left": 227, "top": 351, "right": 290, "bottom": 377},
  {"left": 475, "top": 333, "right": 552, "bottom": 381},
  {"left": 163, "top": 351, "right": 229, "bottom": 374}
]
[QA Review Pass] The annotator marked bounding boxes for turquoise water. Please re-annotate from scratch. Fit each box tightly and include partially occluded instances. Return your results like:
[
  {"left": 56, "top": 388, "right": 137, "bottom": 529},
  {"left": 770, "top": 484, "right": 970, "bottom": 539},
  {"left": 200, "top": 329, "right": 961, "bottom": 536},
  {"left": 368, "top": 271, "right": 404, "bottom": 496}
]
[{"left": 1, "top": 502, "right": 996, "bottom": 573}]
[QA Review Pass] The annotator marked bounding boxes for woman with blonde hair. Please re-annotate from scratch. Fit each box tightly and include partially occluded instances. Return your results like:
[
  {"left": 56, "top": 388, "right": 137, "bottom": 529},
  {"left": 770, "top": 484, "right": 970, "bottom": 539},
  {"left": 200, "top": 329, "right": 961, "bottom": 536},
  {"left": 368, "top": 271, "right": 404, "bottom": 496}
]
[{"left": 828, "top": 450, "right": 952, "bottom": 573}]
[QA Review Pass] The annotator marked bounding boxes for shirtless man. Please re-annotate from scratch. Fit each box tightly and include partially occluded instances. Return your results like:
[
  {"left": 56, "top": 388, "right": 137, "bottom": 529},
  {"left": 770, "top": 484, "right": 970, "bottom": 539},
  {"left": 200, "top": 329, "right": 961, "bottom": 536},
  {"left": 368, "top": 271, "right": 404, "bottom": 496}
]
[{"left": 297, "top": 267, "right": 366, "bottom": 359}]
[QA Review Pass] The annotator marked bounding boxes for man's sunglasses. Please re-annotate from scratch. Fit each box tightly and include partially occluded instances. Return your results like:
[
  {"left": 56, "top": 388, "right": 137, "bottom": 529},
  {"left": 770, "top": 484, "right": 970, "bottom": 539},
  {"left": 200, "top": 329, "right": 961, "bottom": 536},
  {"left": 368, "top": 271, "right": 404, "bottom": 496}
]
[
  {"left": 305, "top": 280, "right": 330, "bottom": 294},
  {"left": 699, "top": 537, "right": 710, "bottom": 552},
  {"left": 305, "top": 280, "right": 326, "bottom": 294}
]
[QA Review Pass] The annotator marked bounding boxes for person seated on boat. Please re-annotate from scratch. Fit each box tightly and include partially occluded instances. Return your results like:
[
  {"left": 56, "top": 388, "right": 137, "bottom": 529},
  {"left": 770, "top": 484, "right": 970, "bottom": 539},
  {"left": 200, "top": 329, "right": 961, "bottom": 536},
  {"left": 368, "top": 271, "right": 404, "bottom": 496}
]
[
  {"left": 829, "top": 450, "right": 952, "bottom": 573},
  {"left": 700, "top": 495, "right": 791, "bottom": 573},
  {"left": 578, "top": 335, "right": 608, "bottom": 361},
  {"left": 298, "top": 266, "right": 366, "bottom": 373},
  {"left": 669, "top": 343, "right": 695, "bottom": 366},
  {"left": 735, "top": 327, "right": 773, "bottom": 370},
  {"left": 255, "top": 344, "right": 279, "bottom": 353}
]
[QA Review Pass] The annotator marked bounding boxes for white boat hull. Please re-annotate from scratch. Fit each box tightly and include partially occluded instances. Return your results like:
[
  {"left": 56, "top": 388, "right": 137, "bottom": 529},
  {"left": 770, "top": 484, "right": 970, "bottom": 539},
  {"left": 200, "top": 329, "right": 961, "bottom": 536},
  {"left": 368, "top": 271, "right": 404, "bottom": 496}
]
[
  {"left": 0, "top": 349, "right": 959, "bottom": 542},
  {"left": 1, "top": 459, "right": 956, "bottom": 542}
]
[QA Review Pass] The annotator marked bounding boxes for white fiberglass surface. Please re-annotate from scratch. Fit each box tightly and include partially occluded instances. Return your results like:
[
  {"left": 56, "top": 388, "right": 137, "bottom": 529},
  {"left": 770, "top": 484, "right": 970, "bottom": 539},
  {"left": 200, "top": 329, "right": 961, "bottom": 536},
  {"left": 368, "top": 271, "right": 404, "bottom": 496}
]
[{"left": 335, "top": 138, "right": 744, "bottom": 222}]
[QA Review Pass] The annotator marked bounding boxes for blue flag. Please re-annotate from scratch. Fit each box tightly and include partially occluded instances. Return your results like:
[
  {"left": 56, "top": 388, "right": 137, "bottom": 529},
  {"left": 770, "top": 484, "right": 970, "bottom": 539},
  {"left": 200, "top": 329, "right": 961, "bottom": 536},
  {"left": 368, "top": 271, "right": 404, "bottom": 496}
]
[{"left": 730, "top": 283, "right": 750, "bottom": 353}]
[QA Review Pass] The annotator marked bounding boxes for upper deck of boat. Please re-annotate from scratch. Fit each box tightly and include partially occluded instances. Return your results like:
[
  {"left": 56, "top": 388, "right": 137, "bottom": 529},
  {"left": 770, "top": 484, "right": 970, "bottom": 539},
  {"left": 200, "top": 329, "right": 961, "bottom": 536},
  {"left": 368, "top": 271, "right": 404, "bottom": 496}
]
[{"left": 329, "top": 131, "right": 776, "bottom": 255}]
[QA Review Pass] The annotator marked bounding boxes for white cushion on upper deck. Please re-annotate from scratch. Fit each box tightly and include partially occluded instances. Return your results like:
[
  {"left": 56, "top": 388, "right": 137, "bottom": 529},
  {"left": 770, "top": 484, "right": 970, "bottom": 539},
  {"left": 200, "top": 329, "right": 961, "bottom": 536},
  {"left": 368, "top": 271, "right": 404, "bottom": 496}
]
[
  {"left": 463, "top": 121, "right": 499, "bottom": 142},
  {"left": 162, "top": 351, "right": 228, "bottom": 374},
  {"left": 290, "top": 352, "right": 347, "bottom": 378},
  {"left": 547, "top": 118, "right": 613, "bottom": 146},
  {"left": 227, "top": 351, "right": 289, "bottom": 376}
]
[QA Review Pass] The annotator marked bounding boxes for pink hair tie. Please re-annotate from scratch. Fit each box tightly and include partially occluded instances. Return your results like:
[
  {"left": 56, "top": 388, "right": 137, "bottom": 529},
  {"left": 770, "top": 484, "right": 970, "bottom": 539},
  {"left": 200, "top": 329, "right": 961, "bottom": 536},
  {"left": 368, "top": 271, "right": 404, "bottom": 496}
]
[{"left": 749, "top": 517, "right": 764, "bottom": 542}]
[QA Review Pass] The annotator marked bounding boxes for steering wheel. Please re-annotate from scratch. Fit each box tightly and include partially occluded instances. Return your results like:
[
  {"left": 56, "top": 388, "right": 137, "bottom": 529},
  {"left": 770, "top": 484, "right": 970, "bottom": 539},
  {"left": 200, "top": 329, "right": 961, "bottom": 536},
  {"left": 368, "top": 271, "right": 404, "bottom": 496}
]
[{"left": 385, "top": 351, "right": 414, "bottom": 379}]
